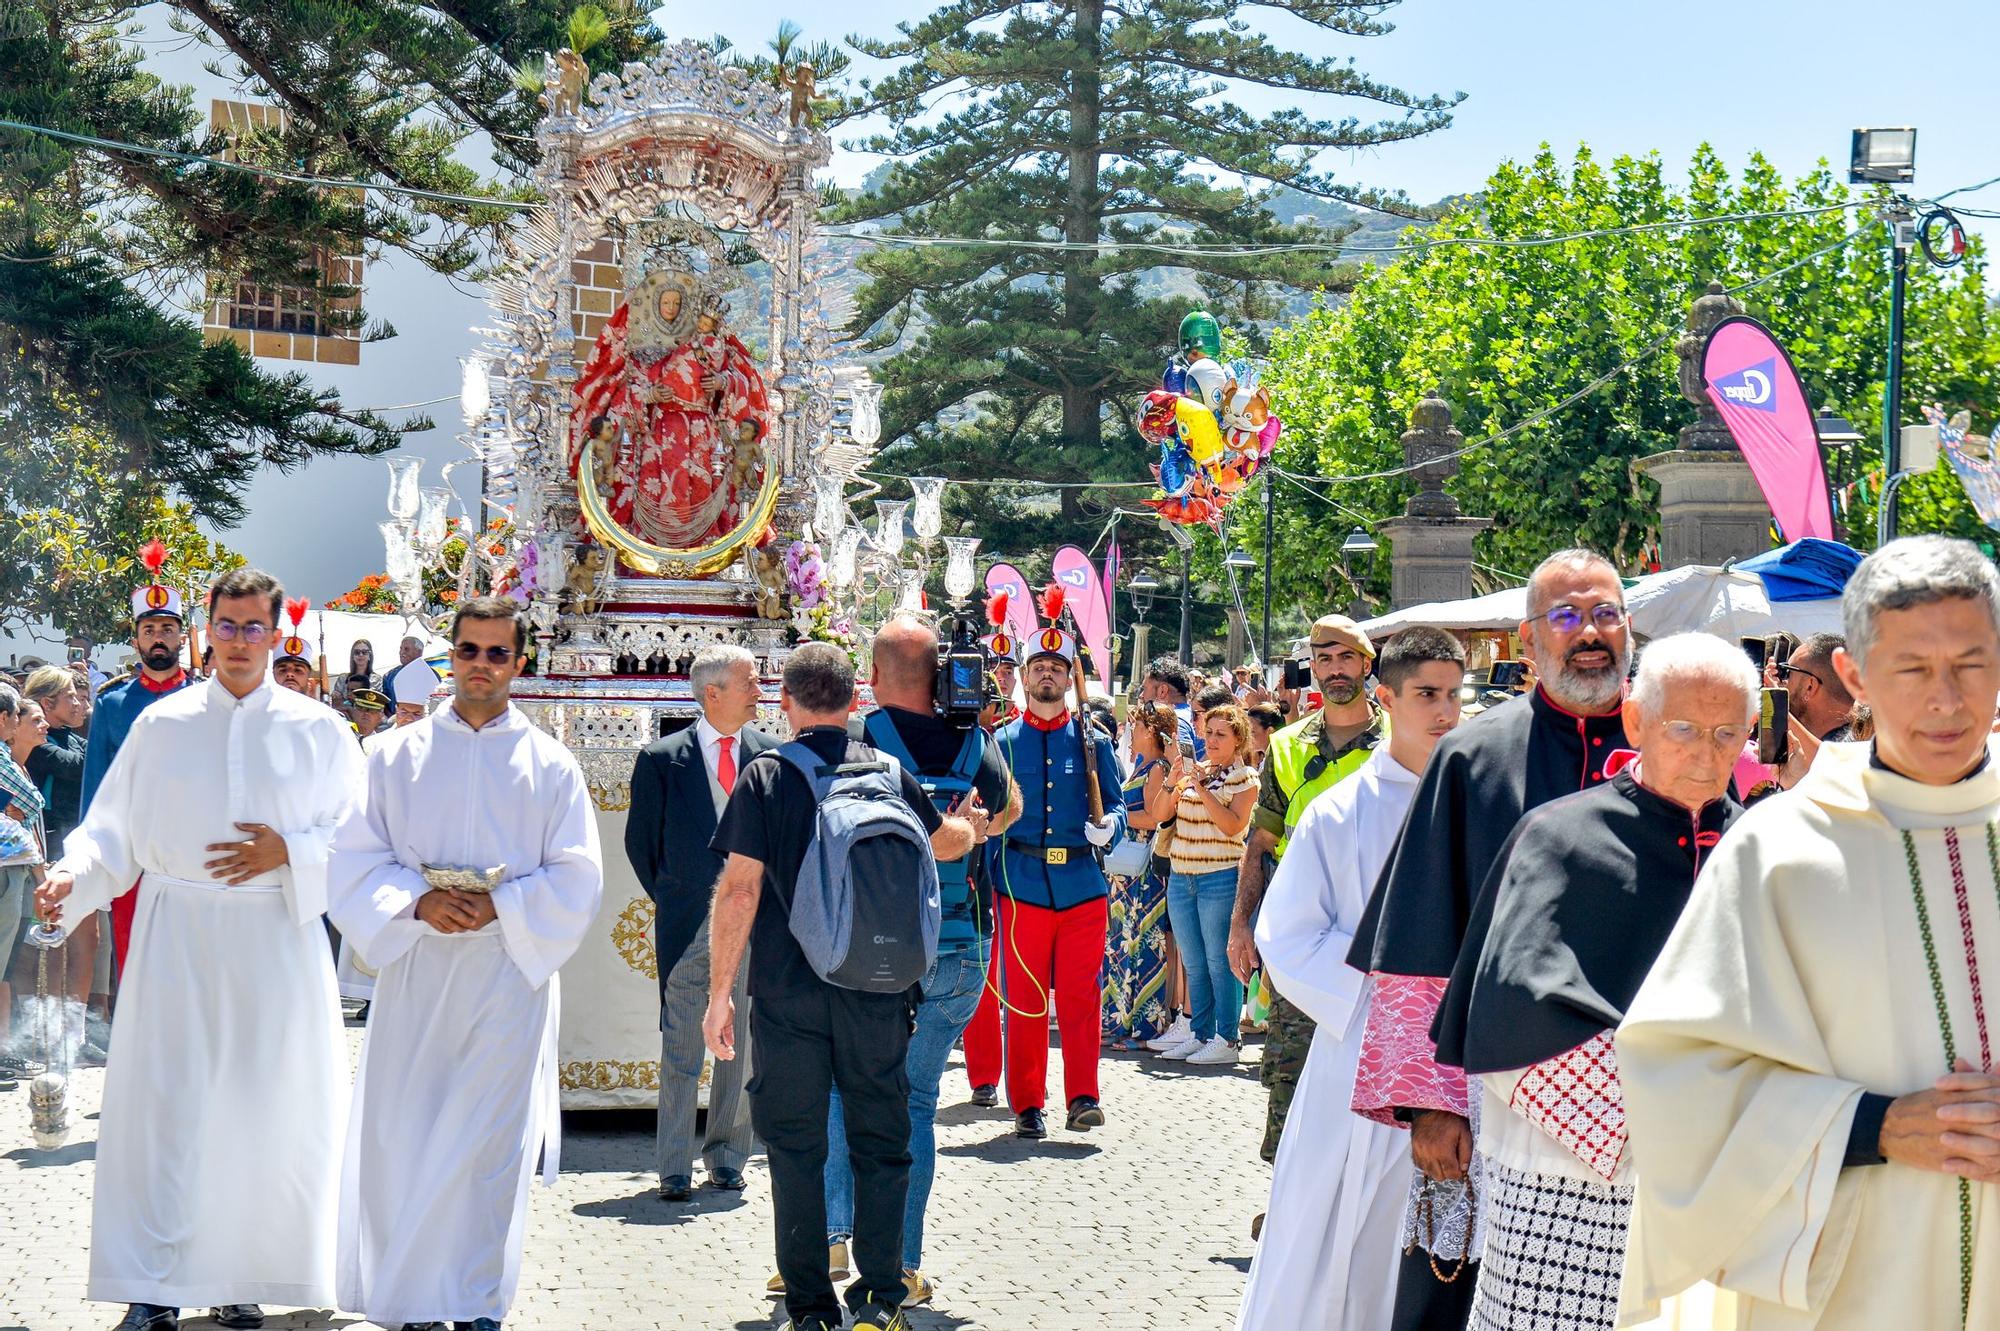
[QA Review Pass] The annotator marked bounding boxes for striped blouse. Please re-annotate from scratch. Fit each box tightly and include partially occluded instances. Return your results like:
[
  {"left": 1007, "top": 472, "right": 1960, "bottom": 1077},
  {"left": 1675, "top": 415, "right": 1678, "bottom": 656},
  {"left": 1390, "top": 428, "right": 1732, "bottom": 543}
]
[{"left": 1169, "top": 762, "right": 1257, "bottom": 876}]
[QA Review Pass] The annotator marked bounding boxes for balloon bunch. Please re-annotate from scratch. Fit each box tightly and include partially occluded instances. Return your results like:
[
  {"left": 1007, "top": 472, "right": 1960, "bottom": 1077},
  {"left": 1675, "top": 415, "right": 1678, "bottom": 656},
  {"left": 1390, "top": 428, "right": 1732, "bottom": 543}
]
[{"left": 1138, "top": 309, "right": 1282, "bottom": 526}]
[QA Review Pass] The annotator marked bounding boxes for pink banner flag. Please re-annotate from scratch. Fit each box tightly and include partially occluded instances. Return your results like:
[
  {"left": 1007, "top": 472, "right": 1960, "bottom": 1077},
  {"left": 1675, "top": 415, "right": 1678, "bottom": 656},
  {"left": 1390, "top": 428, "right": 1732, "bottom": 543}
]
[
  {"left": 984, "top": 562, "right": 1039, "bottom": 643},
  {"left": 1053, "top": 545, "right": 1114, "bottom": 696},
  {"left": 1701, "top": 316, "right": 1834, "bottom": 543}
]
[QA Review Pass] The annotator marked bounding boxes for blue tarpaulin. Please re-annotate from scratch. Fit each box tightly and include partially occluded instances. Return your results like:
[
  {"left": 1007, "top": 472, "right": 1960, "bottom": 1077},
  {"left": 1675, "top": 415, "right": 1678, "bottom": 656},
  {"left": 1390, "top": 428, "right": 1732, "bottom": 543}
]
[{"left": 1735, "top": 538, "right": 1864, "bottom": 602}]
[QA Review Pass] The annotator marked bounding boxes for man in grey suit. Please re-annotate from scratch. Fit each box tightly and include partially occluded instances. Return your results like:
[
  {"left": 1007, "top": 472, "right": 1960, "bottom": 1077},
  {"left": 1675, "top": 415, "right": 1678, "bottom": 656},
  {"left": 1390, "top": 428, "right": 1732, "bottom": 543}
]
[{"left": 625, "top": 642, "right": 775, "bottom": 1201}]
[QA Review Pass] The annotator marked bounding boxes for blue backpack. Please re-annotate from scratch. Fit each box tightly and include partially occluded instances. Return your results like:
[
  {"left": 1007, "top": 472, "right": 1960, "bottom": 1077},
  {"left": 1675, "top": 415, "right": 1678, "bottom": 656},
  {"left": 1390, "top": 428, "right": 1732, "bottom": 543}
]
[{"left": 776, "top": 741, "right": 941, "bottom": 993}]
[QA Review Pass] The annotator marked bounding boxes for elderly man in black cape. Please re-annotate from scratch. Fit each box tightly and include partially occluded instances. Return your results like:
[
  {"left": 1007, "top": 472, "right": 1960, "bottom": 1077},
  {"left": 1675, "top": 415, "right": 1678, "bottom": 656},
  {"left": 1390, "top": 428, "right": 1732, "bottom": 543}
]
[
  {"left": 1347, "top": 547, "right": 1635, "bottom": 1330},
  {"left": 1428, "top": 632, "right": 1754, "bottom": 1331}
]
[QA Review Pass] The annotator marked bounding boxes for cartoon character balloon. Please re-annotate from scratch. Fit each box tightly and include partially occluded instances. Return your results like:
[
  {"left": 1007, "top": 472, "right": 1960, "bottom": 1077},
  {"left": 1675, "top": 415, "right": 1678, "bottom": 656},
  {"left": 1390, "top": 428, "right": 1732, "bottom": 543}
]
[{"left": 1141, "top": 308, "right": 1282, "bottom": 527}]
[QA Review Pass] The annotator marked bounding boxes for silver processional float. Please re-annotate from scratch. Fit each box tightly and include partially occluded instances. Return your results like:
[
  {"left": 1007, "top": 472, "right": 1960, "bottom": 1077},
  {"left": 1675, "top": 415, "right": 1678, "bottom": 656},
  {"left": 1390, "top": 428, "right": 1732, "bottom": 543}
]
[{"left": 465, "top": 42, "right": 882, "bottom": 1107}]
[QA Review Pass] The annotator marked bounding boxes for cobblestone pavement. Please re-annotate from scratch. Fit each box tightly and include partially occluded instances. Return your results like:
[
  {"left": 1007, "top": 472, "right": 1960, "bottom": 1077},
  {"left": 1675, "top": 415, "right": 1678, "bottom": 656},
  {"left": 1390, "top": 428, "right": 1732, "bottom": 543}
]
[{"left": 1, "top": 1028, "right": 1271, "bottom": 1331}]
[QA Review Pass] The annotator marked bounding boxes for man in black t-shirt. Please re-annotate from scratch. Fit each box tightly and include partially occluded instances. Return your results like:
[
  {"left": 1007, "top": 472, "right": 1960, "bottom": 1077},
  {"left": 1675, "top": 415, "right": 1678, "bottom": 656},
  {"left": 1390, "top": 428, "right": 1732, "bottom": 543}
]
[{"left": 705, "top": 642, "right": 975, "bottom": 1331}]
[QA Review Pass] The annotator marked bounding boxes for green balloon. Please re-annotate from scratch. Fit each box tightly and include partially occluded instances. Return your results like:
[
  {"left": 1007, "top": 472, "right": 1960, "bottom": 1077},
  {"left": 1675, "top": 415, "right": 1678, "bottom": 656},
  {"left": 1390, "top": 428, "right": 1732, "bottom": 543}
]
[{"left": 1179, "top": 309, "right": 1222, "bottom": 359}]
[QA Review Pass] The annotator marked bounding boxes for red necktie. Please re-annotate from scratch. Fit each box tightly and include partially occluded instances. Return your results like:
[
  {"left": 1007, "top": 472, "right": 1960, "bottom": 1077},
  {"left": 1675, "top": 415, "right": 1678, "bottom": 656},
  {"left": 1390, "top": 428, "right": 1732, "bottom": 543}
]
[{"left": 716, "top": 734, "right": 737, "bottom": 794}]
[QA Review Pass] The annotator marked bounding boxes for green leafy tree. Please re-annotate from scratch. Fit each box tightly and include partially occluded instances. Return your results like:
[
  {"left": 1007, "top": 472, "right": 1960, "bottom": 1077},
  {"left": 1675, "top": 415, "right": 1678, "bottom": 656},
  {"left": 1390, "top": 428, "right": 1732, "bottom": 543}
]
[
  {"left": 1255, "top": 144, "right": 2000, "bottom": 613},
  {"left": 838, "top": 0, "right": 1458, "bottom": 569}
]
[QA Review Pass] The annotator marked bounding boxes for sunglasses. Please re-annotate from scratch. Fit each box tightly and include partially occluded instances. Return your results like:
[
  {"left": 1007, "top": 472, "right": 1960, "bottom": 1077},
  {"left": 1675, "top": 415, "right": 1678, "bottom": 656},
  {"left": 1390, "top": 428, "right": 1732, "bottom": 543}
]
[
  {"left": 453, "top": 643, "right": 518, "bottom": 664},
  {"left": 209, "top": 620, "right": 273, "bottom": 643},
  {"left": 1774, "top": 662, "right": 1824, "bottom": 689},
  {"left": 1540, "top": 602, "right": 1626, "bottom": 634}
]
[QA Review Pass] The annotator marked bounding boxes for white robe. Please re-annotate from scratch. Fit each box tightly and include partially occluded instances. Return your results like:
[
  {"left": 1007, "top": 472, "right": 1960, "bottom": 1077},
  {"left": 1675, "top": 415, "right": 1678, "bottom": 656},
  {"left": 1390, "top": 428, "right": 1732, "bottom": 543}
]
[
  {"left": 1618, "top": 740, "right": 2000, "bottom": 1329},
  {"left": 327, "top": 703, "right": 602, "bottom": 1326},
  {"left": 56, "top": 676, "right": 362, "bottom": 1309},
  {"left": 1239, "top": 746, "right": 1421, "bottom": 1331}
]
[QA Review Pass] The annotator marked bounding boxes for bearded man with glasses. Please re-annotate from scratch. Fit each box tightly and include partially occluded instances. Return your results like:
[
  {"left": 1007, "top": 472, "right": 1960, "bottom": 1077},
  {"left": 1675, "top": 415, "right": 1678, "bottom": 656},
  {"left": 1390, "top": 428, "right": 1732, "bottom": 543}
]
[
  {"left": 1348, "top": 547, "right": 1637, "bottom": 1331},
  {"left": 327, "top": 596, "right": 601, "bottom": 1331}
]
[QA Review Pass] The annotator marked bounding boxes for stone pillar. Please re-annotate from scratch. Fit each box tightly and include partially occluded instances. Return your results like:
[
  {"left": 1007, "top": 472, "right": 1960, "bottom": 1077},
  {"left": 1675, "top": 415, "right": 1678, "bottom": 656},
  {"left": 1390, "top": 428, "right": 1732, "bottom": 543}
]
[
  {"left": 1631, "top": 282, "right": 1774, "bottom": 568},
  {"left": 1380, "top": 391, "right": 1493, "bottom": 609}
]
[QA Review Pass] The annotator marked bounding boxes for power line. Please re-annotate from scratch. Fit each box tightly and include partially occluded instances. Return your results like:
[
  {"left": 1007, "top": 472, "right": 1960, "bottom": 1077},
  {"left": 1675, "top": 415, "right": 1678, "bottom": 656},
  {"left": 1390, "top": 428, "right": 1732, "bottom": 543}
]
[
  {"left": 4, "top": 116, "right": 1984, "bottom": 260},
  {"left": 0, "top": 117, "right": 534, "bottom": 213},
  {"left": 829, "top": 198, "right": 1877, "bottom": 259},
  {"left": 1276, "top": 225, "right": 1868, "bottom": 486}
]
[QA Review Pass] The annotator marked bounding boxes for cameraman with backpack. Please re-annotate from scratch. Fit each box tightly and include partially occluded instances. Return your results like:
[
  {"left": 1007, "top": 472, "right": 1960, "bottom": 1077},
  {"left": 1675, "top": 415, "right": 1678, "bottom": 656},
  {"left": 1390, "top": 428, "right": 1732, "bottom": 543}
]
[
  {"left": 704, "top": 643, "right": 976, "bottom": 1331},
  {"left": 819, "top": 615, "right": 1021, "bottom": 1310}
]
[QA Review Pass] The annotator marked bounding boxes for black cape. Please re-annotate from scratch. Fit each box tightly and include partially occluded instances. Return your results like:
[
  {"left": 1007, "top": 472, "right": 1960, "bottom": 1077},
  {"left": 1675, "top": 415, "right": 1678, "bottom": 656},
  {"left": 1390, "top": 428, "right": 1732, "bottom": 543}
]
[
  {"left": 1348, "top": 686, "right": 1632, "bottom": 979},
  {"left": 1432, "top": 770, "right": 1739, "bottom": 1075}
]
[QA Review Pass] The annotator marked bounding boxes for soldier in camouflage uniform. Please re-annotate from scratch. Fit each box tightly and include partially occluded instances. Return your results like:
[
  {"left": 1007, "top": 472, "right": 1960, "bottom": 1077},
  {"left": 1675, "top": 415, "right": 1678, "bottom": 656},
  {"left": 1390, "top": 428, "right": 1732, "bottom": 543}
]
[{"left": 1225, "top": 616, "right": 1382, "bottom": 1165}]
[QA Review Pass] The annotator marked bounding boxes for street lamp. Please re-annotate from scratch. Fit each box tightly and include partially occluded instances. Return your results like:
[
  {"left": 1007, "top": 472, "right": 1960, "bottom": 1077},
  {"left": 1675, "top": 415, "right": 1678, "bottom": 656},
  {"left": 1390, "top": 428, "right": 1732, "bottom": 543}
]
[
  {"left": 1340, "top": 527, "right": 1378, "bottom": 619},
  {"left": 1127, "top": 570, "right": 1160, "bottom": 679},
  {"left": 1851, "top": 127, "right": 1918, "bottom": 538},
  {"left": 1224, "top": 549, "right": 1258, "bottom": 572}
]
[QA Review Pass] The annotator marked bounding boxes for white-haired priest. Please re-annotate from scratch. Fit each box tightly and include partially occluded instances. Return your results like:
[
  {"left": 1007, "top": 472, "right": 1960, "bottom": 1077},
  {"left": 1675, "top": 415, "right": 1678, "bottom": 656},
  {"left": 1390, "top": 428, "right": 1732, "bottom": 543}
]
[
  {"left": 1428, "top": 632, "right": 1753, "bottom": 1331},
  {"left": 1620, "top": 535, "right": 2000, "bottom": 1329}
]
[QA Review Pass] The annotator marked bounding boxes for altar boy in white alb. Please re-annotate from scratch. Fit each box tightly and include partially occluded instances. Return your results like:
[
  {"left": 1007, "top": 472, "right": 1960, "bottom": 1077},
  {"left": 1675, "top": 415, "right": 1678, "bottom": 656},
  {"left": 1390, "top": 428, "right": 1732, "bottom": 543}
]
[
  {"left": 1237, "top": 626, "right": 1465, "bottom": 1331},
  {"left": 328, "top": 596, "right": 602, "bottom": 1331},
  {"left": 39, "top": 568, "right": 364, "bottom": 1331}
]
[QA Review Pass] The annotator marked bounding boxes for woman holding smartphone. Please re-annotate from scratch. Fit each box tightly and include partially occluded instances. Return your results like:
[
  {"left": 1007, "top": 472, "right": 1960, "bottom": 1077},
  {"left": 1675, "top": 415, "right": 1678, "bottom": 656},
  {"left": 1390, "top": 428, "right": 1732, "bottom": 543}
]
[
  {"left": 1103, "top": 702, "right": 1177, "bottom": 1049},
  {"left": 1148, "top": 703, "right": 1259, "bottom": 1066}
]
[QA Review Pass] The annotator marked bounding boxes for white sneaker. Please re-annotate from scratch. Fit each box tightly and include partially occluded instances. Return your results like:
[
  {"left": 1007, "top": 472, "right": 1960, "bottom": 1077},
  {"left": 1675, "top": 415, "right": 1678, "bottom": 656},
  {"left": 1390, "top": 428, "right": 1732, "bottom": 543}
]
[
  {"left": 1157, "top": 1034, "right": 1205, "bottom": 1060},
  {"left": 1187, "top": 1036, "right": 1240, "bottom": 1066},
  {"left": 1145, "top": 1015, "right": 1192, "bottom": 1051}
]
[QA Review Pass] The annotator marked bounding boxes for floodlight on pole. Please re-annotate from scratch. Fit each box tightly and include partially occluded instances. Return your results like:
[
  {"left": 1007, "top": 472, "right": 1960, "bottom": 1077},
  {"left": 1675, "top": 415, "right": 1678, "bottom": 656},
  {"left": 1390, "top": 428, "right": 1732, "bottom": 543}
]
[{"left": 1849, "top": 128, "right": 1917, "bottom": 185}]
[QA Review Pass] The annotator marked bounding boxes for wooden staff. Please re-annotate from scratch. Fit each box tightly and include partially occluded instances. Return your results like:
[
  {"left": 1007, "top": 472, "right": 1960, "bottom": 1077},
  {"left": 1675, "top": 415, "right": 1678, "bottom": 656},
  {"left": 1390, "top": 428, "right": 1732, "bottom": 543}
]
[{"left": 1060, "top": 606, "right": 1105, "bottom": 824}]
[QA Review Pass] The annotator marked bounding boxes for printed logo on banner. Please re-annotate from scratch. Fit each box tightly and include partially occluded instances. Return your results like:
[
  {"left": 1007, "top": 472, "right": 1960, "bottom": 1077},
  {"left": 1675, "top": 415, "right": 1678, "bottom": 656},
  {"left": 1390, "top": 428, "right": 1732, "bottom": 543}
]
[
  {"left": 1710, "top": 358, "right": 1780, "bottom": 413},
  {"left": 1057, "top": 567, "right": 1090, "bottom": 589}
]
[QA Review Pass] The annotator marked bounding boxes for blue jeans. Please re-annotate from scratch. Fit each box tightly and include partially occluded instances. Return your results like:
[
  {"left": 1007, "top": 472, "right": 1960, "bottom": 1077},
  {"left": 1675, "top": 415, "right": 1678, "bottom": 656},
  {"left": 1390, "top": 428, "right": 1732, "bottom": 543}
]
[
  {"left": 826, "top": 942, "right": 988, "bottom": 1268},
  {"left": 1167, "top": 869, "right": 1242, "bottom": 1043}
]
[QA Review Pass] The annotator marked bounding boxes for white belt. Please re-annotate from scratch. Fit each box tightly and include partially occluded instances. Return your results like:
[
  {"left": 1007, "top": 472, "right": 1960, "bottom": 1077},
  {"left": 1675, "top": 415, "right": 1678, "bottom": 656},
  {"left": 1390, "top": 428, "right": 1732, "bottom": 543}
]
[{"left": 145, "top": 871, "right": 283, "bottom": 895}]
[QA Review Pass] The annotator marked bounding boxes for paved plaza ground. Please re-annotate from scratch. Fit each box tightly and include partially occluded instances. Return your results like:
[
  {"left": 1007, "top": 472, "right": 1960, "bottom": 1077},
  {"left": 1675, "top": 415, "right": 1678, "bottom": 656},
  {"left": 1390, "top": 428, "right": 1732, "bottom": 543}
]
[{"left": 1, "top": 1026, "right": 1270, "bottom": 1330}]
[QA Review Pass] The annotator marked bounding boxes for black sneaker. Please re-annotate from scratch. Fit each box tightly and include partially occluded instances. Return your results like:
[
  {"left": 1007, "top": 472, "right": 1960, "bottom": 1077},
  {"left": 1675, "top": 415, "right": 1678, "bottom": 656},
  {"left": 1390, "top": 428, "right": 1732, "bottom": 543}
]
[
  {"left": 969, "top": 1083, "right": 998, "bottom": 1108},
  {"left": 0, "top": 1053, "right": 46, "bottom": 1078},
  {"left": 850, "top": 1306, "right": 911, "bottom": 1330},
  {"left": 1066, "top": 1095, "right": 1105, "bottom": 1131},
  {"left": 112, "top": 1307, "right": 178, "bottom": 1331},
  {"left": 210, "top": 1307, "right": 263, "bottom": 1329},
  {"left": 1014, "top": 1106, "right": 1046, "bottom": 1139}
]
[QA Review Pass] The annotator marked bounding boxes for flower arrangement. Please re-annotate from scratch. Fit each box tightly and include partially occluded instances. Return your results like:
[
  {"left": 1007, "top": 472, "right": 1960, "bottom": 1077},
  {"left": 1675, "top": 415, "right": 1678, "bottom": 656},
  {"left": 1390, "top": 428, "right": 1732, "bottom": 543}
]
[
  {"left": 781, "top": 538, "right": 858, "bottom": 660},
  {"left": 783, "top": 539, "right": 828, "bottom": 609}
]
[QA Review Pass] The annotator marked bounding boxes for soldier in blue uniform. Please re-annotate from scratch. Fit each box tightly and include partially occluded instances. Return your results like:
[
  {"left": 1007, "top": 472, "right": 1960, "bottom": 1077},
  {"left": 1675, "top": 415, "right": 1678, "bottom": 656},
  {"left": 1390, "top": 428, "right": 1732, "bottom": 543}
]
[
  {"left": 86, "top": 559, "right": 194, "bottom": 978},
  {"left": 989, "top": 626, "right": 1124, "bottom": 1139}
]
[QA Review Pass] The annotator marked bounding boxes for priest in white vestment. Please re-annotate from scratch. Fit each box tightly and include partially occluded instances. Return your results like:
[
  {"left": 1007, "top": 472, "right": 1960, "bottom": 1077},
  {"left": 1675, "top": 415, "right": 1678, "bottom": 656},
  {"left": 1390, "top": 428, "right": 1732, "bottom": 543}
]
[
  {"left": 1619, "top": 537, "right": 2000, "bottom": 1331},
  {"left": 1239, "top": 627, "right": 1467, "bottom": 1331},
  {"left": 328, "top": 597, "right": 602, "bottom": 1331},
  {"left": 40, "top": 570, "right": 362, "bottom": 1331}
]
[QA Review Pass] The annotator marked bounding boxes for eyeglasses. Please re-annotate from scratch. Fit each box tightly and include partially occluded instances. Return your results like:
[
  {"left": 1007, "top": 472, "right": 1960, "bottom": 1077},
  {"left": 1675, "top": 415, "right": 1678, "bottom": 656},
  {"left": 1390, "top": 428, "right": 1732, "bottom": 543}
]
[
  {"left": 453, "top": 643, "right": 518, "bottom": 664},
  {"left": 1660, "top": 720, "right": 1752, "bottom": 749},
  {"left": 1774, "top": 662, "right": 1824, "bottom": 690},
  {"left": 1540, "top": 602, "right": 1626, "bottom": 634},
  {"left": 209, "top": 620, "right": 273, "bottom": 643}
]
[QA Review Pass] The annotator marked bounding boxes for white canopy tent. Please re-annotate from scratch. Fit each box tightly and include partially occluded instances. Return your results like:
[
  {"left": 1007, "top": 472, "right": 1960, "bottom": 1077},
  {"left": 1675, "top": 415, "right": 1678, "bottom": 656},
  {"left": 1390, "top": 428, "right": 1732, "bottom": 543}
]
[{"left": 1358, "top": 564, "right": 1845, "bottom": 643}]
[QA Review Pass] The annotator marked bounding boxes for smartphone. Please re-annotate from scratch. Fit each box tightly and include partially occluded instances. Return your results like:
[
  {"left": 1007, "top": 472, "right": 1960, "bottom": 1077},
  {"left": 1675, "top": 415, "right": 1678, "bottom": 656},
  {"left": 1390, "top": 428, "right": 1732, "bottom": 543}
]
[
  {"left": 1489, "top": 660, "right": 1528, "bottom": 689},
  {"left": 1770, "top": 636, "right": 1794, "bottom": 669},
  {"left": 1741, "top": 637, "right": 1767, "bottom": 671},
  {"left": 1281, "top": 659, "right": 1311, "bottom": 690},
  {"left": 1758, "top": 687, "right": 1790, "bottom": 766}
]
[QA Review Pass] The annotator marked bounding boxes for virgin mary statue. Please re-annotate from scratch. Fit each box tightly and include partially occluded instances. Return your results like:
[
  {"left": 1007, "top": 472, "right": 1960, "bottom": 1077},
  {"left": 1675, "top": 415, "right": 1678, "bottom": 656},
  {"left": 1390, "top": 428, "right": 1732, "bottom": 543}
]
[{"left": 568, "top": 255, "right": 770, "bottom": 550}]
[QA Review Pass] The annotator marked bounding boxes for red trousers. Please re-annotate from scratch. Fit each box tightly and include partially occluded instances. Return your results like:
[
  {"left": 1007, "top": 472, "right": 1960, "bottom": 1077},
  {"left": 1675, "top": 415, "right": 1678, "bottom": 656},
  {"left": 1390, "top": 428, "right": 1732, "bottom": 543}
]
[
  {"left": 111, "top": 882, "right": 139, "bottom": 977},
  {"left": 963, "top": 935, "right": 1004, "bottom": 1090},
  {"left": 996, "top": 896, "right": 1109, "bottom": 1112}
]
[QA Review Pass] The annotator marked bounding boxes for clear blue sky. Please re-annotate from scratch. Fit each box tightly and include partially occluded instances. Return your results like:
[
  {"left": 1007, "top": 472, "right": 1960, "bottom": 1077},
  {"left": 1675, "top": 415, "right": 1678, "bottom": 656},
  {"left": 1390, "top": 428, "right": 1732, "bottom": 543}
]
[{"left": 682, "top": 0, "right": 2000, "bottom": 251}]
